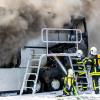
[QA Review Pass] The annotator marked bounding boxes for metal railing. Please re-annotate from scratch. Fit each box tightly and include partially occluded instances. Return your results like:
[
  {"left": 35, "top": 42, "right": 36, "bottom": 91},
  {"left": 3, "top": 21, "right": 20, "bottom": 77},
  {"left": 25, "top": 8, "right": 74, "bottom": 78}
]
[{"left": 41, "top": 28, "right": 82, "bottom": 55}]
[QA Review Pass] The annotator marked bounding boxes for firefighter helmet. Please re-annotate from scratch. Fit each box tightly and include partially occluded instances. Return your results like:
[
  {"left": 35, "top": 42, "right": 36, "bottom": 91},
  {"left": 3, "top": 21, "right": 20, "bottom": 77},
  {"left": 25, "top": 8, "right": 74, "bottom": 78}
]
[
  {"left": 76, "top": 50, "right": 83, "bottom": 58},
  {"left": 68, "top": 69, "right": 74, "bottom": 77},
  {"left": 90, "top": 47, "right": 97, "bottom": 56}
]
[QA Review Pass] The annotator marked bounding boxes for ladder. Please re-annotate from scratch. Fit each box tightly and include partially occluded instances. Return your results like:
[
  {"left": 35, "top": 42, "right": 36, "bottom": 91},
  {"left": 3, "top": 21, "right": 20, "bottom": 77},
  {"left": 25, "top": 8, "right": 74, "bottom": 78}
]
[
  {"left": 69, "top": 57, "right": 90, "bottom": 93},
  {"left": 20, "top": 54, "right": 45, "bottom": 95}
]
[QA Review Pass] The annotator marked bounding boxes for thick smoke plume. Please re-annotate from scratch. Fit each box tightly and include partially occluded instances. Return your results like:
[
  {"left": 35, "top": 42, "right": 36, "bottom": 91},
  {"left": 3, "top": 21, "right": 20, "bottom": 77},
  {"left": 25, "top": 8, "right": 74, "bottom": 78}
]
[{"left": 0, "top": 0, "right": 99, "bottom": 66}]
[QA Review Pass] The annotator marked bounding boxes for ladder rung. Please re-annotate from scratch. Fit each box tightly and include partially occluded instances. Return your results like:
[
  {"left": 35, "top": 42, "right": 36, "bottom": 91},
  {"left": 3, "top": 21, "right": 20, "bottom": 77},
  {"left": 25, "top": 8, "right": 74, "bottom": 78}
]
[
  {"left": 29, "top": 66, "right": 38, "bottom": 68},
  {"left": 31, "top": 64, "right": 39, "bottom": 66},
  {"left": 24, "top": 87, "right": 33, "bottom": 89},
  {"left": 26, "top": 80, "right": 35, "bottom": 82},
  {"left": 26, "top": 73, "right": 37, "bottom": 75}
]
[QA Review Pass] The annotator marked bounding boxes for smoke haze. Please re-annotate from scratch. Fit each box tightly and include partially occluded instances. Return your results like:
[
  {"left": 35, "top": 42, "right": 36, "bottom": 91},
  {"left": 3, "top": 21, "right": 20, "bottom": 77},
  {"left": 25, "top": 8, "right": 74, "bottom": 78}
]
[{"left": 0, "top": 0, "right": 100, "bottom": 66}]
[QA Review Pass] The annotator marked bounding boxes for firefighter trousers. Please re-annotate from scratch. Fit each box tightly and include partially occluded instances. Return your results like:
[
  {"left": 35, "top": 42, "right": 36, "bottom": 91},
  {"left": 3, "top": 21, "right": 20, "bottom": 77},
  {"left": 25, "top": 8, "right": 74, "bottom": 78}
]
[{"left": 92, "top": 76, "right": 99, "bottom": 94}]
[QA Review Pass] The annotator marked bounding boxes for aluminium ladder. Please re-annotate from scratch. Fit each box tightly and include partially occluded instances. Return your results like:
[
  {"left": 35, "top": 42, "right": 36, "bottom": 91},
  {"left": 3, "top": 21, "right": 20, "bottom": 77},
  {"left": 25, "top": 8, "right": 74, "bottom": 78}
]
[
  {"left": 20, "top": 54, "right": 45, "bottom": 95},
  {"left": 69, "top": 57, "right": 90, "bottom": 93}
]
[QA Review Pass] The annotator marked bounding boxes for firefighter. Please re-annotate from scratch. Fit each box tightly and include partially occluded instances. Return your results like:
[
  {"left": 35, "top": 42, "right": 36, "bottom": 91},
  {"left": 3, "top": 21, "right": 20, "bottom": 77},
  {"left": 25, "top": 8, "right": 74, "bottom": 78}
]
[
  {"left": 82, "top": 53, "right": 93, "bottom": 91},
  {"left": 63, "top": 69, "right": 77, "bottom": 96},
  {"left": 76, "top": 50, "right": 85, "bottom": 77},
  {"left": 76, "top": 50, "right": 88, "bottom": 90},
  {"left": 89, "top": 46, "right": 100, "bottom": 94},
  {"left": 76, "top": 49, "right": 84, "bottom": 66},
  {"left": 76, "top": 50, "right": 84, "bottom": 72}
]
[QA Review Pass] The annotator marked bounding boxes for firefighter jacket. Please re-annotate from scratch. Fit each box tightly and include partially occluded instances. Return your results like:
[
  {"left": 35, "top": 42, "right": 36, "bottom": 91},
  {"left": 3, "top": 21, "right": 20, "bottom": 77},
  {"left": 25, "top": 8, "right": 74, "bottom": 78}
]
[
  {"left": 90, "top": 55, "right": 100, "bottom": 76},
  {"left": 83, "top": 57, "right": 93, "bottom": 70},
  {"left": 63, "top": 76, "right": 77, "bottom": 96},
  {"left": 83, "top": 55, "right": 100, "bottom": 76},
  {"left": 77, "top": 58, "right": 85, "bottom": 75}
]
